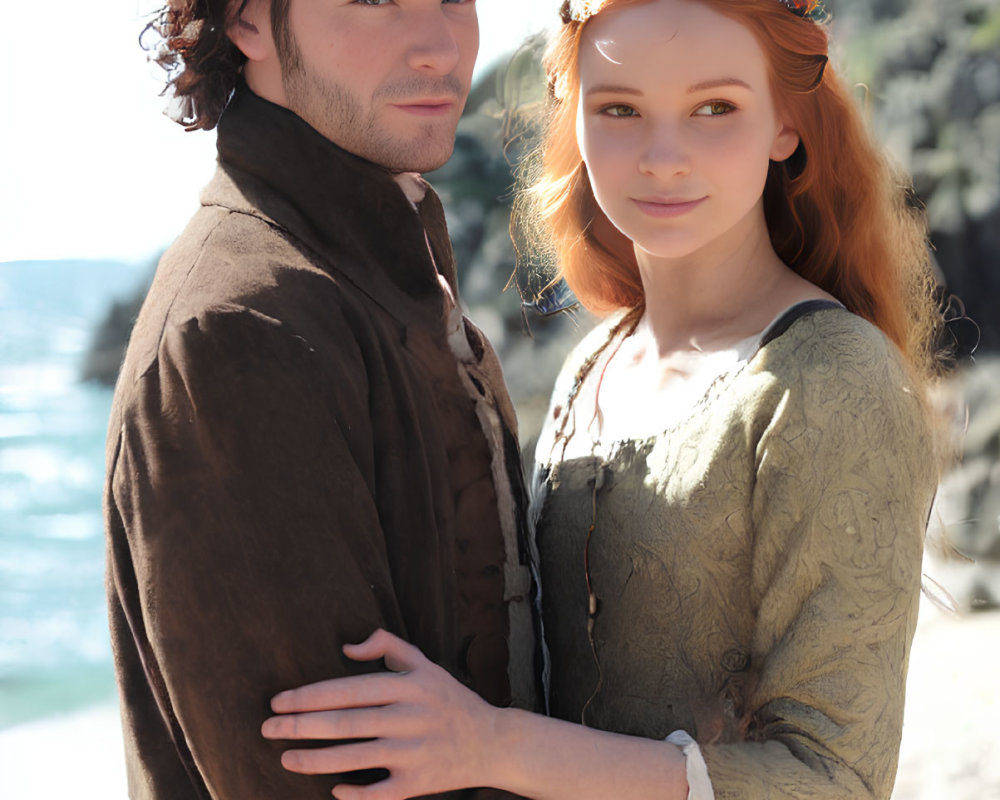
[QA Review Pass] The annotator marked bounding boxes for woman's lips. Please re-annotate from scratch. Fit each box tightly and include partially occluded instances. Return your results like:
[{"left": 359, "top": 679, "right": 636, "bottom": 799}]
[{"left": 632, "top": 196, "right": 707, "bottom": 218}]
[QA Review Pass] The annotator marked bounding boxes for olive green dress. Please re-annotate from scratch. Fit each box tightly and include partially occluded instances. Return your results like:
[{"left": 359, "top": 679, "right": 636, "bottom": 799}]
[{"left": 531, "top": 304, "right": 937, "bottom": 799}]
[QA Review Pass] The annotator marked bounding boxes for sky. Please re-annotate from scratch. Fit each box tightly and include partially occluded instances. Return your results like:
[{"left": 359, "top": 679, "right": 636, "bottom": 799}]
[{"left": 0, "top": 1, "right": 559, "bottom": 265}]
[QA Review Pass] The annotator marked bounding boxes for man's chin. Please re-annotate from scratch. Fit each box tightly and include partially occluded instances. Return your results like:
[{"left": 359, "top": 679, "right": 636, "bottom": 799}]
[
  {"left": 408, "top": 152, "right": 454, "bottom": 175},
  {"left": 379, "top": 142, "right": 457, "bottom": 175}
]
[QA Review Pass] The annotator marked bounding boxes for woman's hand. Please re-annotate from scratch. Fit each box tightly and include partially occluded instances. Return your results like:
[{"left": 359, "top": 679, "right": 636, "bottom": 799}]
[{"left": 261, "top": 629, "right": 498, "bottom": 800}]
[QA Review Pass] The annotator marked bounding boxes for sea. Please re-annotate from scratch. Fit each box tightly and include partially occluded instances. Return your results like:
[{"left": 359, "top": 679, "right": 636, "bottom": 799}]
[{"left": 0, "top": 258, "right": 151, "bottom": 732}]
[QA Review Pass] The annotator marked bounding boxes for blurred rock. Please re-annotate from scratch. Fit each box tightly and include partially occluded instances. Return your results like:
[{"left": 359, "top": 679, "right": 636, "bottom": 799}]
[
  {"left": 80, "top": 268, "right": 152, "bottom": 387},
  {"left": 928, "top": 357, "right": 1000, "bottom": 610},
  {"left": 834, "top": 0, "right": 1000, "bottom": 351}
]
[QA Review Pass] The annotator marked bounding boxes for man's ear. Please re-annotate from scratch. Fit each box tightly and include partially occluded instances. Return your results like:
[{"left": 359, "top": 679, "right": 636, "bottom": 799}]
[
  {"left": 770, "top": 119, "right": 801, "bottom": 163},
  {"left": 227, "top": 0, "right": 274, "bottom": 62}
]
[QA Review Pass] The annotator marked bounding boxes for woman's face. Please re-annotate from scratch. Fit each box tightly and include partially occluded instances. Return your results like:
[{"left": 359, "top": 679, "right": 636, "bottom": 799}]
[{"left": 575, "top": 0, "right": 799, "bottom": 262}]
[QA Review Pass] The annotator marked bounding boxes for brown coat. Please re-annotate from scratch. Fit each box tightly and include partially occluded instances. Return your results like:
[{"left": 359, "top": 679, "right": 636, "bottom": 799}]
[{"left": 104, "top": 85, "right": 536, "bottom": 800}]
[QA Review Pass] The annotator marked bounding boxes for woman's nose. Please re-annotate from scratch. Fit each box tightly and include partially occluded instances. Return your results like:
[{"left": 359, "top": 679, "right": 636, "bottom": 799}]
[{"left": 637, "top": 123, "right": 691, "bottom": 178}]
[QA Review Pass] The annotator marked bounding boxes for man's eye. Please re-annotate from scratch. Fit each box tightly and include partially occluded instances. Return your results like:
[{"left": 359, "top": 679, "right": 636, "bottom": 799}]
[
  {"left": 693, "top": 101, "right": 736, "bottom": 117},
  {"left": 602, "top": 105, "right": 638, "bottom": 118}
]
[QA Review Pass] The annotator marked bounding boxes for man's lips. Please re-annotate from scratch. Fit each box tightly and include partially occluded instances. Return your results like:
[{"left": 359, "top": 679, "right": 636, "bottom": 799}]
[
  {"left": 632, "top": 196, "right": 707, "bottom": 218},
  {"left": 391, "top": 99, "right": 458, "bottom": 116}
]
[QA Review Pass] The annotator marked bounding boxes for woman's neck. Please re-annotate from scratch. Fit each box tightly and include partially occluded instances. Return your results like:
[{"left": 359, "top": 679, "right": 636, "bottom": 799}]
[{"left": 634, "top": 209, "right": 822, "bottom": 357}]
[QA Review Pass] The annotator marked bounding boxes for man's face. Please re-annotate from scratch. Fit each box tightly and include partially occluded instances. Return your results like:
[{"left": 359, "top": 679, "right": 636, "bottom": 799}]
[{"left": 248, "top": 0, "right": 479, "bottom": 173}]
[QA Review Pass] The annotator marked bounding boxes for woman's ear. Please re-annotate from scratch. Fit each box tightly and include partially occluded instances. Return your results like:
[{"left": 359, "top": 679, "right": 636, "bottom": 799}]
[
  {"left": 227, "top": 0, "right": 274, "bottom": 62},
  {"left": 770, "top": 120, "right": 801, "bottom": 163}
]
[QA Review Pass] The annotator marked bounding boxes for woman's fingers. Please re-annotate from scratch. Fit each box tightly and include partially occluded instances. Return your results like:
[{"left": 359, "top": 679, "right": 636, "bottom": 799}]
[
  {"left": 263, "top": 631, "right": 486, "bottom": 796},
  {"left": 343, "top": 628, "right": 425, "bottom": 673},
  {"left": 262, "top": 706, "right": 402, "bottom": 742},
  {"left": 271, "top": 672, "right": 404, "bottom": 714},
  {"left": 280, "top": 740, "right": 391, "bottom": 776},
  {"left": 270, "top": 631, "right": 430, "bottom": 714}
]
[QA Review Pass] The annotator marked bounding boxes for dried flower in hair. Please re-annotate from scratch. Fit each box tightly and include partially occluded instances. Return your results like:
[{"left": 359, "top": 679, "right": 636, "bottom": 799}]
[
  {"left": 559, "top": 0, "right": 607, "bottom": 24},
  {"left": 561, "top": 0, "right": 829, "bottom": 25},
  {"left": 776, "top": 0, "right": 829, "bottom": 23}
]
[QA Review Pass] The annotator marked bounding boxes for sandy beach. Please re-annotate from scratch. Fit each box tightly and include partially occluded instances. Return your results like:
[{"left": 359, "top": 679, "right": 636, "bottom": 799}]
[
  {"left": 1, "top": 602, "right": 997, "bottom": 799},
  {"left": 894, "top": 602, "right": 1000, "bottom": 799},
  {"left": 0, "top": 702, "right": 127, "bottom": 799}
]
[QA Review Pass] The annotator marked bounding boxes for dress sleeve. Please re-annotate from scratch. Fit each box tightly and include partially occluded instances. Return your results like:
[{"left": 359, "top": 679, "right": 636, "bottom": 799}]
[
  {"left": 699, "top": 335, "right": 937, "bottom": 800},
  {"left": 108, "top": 303, "right": 404, "bottom": 799}
]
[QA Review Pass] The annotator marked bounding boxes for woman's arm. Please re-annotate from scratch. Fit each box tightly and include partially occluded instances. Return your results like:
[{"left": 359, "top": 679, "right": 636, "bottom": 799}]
[
  {"left": 696, "top": 317, "right": 938, "bottom": 799},
  {"left": 261, "top": 629, "right": 688, "bottom": 800}
]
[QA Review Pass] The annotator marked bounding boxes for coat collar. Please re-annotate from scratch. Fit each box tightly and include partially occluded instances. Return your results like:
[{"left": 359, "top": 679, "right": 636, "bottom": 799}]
[{"left": 202, "top": 82, "right": 459, "bottom": 330}]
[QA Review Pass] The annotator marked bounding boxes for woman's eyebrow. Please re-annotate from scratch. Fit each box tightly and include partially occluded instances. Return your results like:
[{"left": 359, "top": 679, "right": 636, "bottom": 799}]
[
  {"left": 687, "top": 77, "right": 753, "bottom": 93},
  {"left": 584, "top": 77, "right": 753, "bottom": 98},
  {"left": 584, "top": 84, "right": 644, "bottom": 97}
]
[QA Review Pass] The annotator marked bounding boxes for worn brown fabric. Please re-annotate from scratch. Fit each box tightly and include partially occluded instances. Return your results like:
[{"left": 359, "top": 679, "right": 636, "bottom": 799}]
[
  {"left": 105, "top": 85, "right": 535, "bottom": 800},
  {"left": 533, "top": 307, "right": 937, "bottom": 799}
]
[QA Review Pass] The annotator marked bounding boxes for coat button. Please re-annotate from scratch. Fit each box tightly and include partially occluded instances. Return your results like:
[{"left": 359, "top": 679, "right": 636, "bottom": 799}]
[
  {"left": 721, "top": 648, "right": 750, "bottom": 673},
  {"left": 466, "top": 633, "right": 508, "bottom": 677}
]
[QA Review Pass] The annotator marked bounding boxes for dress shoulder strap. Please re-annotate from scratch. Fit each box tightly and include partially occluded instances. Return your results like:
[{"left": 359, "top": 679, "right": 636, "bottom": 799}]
[{"left": 759, "top": 299, "right": 845, "bottom": 349}]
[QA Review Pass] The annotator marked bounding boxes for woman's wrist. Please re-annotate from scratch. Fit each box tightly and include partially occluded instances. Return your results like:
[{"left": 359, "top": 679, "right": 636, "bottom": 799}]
[
  {"left": 484, "top": 706, "right": 689, "bottom": 800},
  {"left": 483, "top": 706, "right": 533, "bottom": 794}
]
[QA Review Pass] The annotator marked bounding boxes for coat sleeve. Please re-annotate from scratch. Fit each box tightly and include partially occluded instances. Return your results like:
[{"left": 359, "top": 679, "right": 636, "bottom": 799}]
[
  {"left": 107, "top": 302, "right": 406, "bottom": 799},
  {"left": 699, "top": 336, "right": 937, "bottom": 800}
]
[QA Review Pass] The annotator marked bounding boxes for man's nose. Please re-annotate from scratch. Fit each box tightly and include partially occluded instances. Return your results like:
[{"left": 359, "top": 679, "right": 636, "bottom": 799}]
[{"left": 405, "top": 7, "right": 463, "bottom": 75}]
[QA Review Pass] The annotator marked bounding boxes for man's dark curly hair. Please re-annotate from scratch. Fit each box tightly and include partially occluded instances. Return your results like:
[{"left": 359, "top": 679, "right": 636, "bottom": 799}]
[{"left": 143, "top": 0, "right": 291, "bottom": 131}]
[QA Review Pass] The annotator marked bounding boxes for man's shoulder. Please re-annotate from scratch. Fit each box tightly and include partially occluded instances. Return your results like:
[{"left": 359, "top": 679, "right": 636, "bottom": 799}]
[
  {"left": 166, "top": 202, "right": 328, "bottom": 302},
  {"left": 150, "top": 196, "right": 364, "bottom": 322},
  {"left": 116, "top": 205, "right": 369, "bottom": 390}
]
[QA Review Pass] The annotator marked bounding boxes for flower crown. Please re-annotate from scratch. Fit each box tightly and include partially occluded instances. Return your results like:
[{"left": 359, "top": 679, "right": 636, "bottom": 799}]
[
  {"left": 777, "top": 0, "right": 829, "bottom": 22},
  {"left": 561, "top": 0, "right": 829, "bottom": 24}
]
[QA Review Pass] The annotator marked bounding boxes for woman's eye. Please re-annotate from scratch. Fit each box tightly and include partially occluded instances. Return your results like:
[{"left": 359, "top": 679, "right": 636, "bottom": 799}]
[
  {"left": 694, "top": 101, "right": 735, "bottom": 117},
  {"left": 354, "top": 0, "right": 392, "bottom": 6},
  {"left": 602, "top": 105, "right": 638, "bottom": 118}
]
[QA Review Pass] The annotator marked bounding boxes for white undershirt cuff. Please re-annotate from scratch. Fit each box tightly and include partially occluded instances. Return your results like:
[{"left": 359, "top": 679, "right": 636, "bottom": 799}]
[{"left": 665, "top": 730, "right": 715, "bottom": 800}]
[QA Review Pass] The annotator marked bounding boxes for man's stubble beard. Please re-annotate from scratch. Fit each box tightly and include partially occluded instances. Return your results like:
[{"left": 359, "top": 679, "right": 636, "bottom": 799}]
[{"left": 275, "top": 26, "right": 463, "bottom": 174}]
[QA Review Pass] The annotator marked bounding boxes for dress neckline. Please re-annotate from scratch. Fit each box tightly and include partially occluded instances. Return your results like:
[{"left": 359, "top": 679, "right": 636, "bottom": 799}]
[{"left": 551, "top": 299, "right": 847, "bottom": 463}]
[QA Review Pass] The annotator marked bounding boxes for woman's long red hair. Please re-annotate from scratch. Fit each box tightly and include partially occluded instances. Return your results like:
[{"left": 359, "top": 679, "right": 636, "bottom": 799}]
[{"left": 516, "top": 0, "right": 941, "bottom": 382}]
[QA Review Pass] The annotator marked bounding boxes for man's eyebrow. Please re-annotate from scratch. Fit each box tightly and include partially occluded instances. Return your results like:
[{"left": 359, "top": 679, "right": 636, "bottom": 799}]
[{"left": 687, "top": 77, "right": 753, "bottom": 93}]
